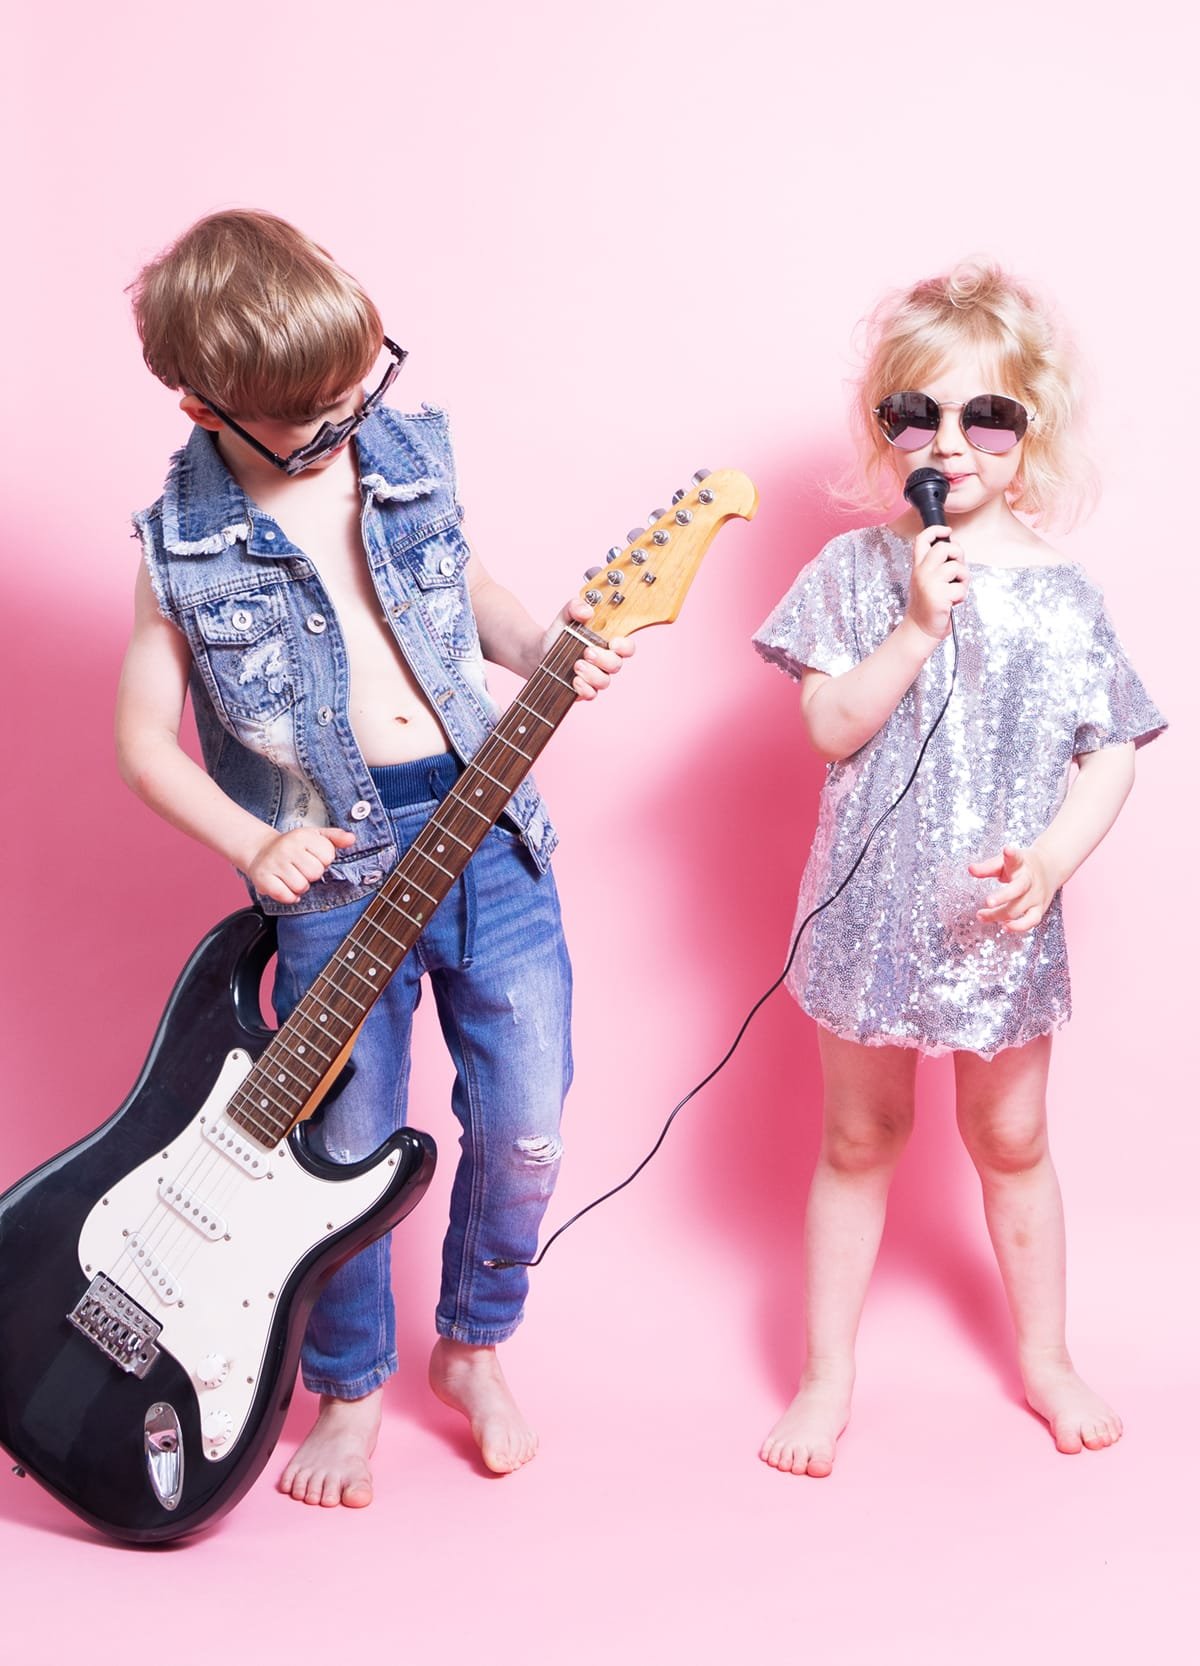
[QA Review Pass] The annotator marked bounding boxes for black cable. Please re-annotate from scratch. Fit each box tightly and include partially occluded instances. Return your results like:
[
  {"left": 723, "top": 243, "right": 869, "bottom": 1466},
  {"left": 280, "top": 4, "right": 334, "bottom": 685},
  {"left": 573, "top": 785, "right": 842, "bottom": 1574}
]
[{"left": 486, "top": 612, "right": 961, "bottom": 1271}]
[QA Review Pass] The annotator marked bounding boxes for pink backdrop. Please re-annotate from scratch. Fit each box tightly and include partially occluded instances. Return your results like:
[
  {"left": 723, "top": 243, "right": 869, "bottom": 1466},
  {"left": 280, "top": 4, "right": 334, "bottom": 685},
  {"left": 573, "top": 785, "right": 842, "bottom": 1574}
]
[{"left": 3, "top": 3, "right": 1195, "bottom": 1660}]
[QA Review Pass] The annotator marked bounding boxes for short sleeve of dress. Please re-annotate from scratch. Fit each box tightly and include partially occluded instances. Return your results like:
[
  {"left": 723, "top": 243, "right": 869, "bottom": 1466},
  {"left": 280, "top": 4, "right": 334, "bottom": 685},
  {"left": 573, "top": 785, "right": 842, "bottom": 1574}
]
[
  {"left": 1072, "top": 603, "right": 1167, "bottom": 754},
  {"left": 752, "top": 535, "right": 860, "bottom": 681}
]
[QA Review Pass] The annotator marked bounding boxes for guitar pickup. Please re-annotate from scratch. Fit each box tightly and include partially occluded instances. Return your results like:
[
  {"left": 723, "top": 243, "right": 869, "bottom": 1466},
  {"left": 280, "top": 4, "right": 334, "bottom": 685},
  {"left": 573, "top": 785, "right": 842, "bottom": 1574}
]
[
  {"left": 68, "top": 1274, "right": 162, "bottom": 1379},
  {"left": 204, "top": 1118, "right": 273, "bottom": 1178},
  {"left": 158, "top": 1178, "right": 227, "bottom": 1240}
]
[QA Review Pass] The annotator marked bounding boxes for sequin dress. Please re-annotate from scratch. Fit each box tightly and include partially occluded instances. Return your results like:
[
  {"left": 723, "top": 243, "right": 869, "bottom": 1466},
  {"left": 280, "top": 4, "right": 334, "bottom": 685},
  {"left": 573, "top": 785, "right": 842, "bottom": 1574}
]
[{"left": 753, "top": 526, "right": 1166, "bottom": 1057}]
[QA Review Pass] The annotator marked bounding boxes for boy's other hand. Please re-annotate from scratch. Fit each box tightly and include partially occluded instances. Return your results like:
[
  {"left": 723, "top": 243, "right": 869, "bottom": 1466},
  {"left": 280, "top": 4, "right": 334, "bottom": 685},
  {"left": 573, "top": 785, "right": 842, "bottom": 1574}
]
[
  {"left": 246, "top": 826, "right": 357, "bottom": 904},
  {"left": 547, "top": 598, "right": 634, "bottom": 700}
]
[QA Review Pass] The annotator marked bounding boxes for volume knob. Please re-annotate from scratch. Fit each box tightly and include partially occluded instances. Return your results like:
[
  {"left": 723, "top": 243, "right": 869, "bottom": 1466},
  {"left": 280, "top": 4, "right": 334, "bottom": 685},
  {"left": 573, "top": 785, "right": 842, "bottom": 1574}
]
[
  {"left": 197, "top": 1352, "right": 231, "bottom": 1388},
  {"left": 201, "top": 1408, "right": 235, "bottom": 1448}
]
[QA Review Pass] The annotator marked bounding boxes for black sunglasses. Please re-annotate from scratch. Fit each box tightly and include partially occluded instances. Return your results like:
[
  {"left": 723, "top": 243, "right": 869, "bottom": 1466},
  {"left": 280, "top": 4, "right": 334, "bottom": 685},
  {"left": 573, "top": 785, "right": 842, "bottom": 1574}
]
[
  {"left": 189, "top": 337, "right": 408, "bottom": 475},
  {"left": 874, "top": 390, "right": 1031, "bottom": 455}
]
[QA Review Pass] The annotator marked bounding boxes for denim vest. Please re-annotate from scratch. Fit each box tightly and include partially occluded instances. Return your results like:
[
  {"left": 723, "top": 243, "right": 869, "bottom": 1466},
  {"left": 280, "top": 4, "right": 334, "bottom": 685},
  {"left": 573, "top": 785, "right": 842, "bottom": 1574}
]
[{"left": 134, "top": 408, "right": 557, "bottom": 915}]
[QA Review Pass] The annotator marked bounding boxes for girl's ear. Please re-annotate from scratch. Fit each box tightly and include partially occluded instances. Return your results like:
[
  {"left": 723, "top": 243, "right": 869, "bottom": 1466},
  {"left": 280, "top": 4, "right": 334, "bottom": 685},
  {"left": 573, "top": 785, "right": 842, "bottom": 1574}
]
[{"left": 179, "top": 393, "right": 222, "bottom": 432}]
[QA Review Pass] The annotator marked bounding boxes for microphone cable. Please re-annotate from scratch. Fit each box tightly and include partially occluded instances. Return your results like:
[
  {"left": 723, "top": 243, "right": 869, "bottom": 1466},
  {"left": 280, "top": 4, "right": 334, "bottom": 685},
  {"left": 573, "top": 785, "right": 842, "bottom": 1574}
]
[{"left": 487, "top": 585, "right": 960, "bottom": 1271}]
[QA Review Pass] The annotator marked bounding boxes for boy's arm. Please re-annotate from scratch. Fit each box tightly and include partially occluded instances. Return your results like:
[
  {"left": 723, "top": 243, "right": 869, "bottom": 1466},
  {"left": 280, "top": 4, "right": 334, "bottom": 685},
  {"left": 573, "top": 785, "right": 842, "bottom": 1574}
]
[
  {"left": 970, "top": 743, "right": 1136, "bottom": 933},
  {"left": 466, "top": 554, "right": 633, "bottom": 698},
  {"left": 115, "top": 565, "right": 355, "bottom": 905}
]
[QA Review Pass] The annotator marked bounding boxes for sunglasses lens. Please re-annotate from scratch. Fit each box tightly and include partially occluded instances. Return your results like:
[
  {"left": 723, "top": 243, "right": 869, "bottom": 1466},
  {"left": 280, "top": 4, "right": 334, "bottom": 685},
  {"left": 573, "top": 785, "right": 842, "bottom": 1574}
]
[
  {"left": 877, "top": 392, "right": 939, "bottom": 451},
  {"left": 961, "top": 395, "right": 1028, "bottom": 453}
]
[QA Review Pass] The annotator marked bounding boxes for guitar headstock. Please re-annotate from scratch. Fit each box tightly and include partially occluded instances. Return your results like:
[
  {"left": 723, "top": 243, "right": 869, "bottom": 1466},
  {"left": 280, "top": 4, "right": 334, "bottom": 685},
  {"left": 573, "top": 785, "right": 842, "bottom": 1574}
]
[{"left": 576, "top": 468, "right": 757, "bottom": 637}]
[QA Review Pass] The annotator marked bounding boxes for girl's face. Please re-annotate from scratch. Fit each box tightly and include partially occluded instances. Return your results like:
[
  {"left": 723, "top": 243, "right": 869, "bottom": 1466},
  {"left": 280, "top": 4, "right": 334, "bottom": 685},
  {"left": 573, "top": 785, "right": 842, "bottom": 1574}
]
[{"left": 889, "top": 348, "right": 1027, "bottom": 517}]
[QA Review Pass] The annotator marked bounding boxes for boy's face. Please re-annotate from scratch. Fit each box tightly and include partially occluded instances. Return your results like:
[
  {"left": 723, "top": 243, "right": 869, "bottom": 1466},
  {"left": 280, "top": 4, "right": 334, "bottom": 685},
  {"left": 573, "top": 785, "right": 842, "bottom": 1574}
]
[{"left": 180, "top": 385, "right": 364, "bottom": 476}]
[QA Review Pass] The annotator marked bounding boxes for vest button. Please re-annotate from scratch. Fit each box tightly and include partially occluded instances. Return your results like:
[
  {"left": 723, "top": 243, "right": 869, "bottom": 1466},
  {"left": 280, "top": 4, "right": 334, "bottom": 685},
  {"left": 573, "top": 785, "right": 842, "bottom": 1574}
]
[
  {"left": 317, "top": 705, "right": 333, "bottom": 725},
  {"left": 231, "top": 608, "right": 253, "bottom": 631},
  {"left": 349, "top": 800, "right": 372, "bottom": 822},
  {"left": 264, "top": 530, "right": 276, "bottom": 541},
  {"left": 306, "top": 613, "right": 328, "bottom": 634},
  {"left": 438, "top": 556, "right": 456, "bottom": 577}
]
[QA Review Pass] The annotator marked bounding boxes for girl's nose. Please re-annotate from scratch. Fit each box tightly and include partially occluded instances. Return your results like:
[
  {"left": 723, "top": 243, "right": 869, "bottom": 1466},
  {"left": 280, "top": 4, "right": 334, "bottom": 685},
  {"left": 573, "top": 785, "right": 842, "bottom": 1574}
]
[{"left": 933, "top": 408, "right": 967, "bottom": 455}]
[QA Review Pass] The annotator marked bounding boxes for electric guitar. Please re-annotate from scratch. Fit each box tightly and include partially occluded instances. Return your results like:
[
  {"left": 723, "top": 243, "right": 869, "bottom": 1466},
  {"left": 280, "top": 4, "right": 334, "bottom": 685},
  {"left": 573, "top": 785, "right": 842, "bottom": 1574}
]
[{"left": 0, "top": 469, "right": 757, "bottom": 1542}]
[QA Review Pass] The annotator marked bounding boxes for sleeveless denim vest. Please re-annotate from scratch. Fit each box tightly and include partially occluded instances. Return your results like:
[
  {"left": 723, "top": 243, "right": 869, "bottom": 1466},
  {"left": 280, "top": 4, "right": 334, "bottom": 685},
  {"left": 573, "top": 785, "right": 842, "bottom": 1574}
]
[{"left": 134, "top": 407, "right": 557, "bottom": 916}]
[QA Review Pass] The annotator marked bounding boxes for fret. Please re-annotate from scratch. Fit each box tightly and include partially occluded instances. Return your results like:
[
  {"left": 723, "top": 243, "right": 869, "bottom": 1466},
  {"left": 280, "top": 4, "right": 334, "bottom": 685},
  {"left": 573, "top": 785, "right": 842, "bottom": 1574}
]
[
  {"left": 310, "top": 971, "right": 367, "bottom": 1014},
  {"left": 271, "top": 1032, "right": 333, "bottom": 1075},
  {"left": 511, "top": 701, "right": 555, "bottom": 729},
  {"left": 491, "top": 732, "right": 533, "bottom": 763},
  {"left": 424, "top": 823, "right": 472, "bottom": 852}
]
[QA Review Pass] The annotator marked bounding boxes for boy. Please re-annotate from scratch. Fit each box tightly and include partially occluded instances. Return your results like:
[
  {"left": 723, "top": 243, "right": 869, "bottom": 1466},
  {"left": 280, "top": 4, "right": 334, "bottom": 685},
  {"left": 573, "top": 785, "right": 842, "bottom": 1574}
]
[{"left": 116, "top": 210, "right": 630, "bottom": 1508}]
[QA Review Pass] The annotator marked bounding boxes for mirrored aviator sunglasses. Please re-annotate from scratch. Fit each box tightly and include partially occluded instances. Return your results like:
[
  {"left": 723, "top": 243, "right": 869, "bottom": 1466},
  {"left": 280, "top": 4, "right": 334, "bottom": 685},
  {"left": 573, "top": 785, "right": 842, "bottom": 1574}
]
[{"left": 874, "top": 390, "right": 1030, "bottom": 454}]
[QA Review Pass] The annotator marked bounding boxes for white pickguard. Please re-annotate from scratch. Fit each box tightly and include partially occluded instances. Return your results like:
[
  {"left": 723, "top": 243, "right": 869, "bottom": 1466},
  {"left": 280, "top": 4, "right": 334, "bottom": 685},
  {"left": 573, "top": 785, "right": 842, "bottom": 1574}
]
[{"left": 76, "top": 1049, "right": 402, "bottom": 1461}]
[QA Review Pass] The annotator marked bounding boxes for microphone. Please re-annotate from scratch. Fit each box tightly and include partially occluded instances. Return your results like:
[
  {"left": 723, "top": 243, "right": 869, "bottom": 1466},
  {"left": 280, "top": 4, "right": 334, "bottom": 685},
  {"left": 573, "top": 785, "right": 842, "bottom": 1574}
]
[{"left": 903, "top": 466, "right": 950, "bottom": 538}]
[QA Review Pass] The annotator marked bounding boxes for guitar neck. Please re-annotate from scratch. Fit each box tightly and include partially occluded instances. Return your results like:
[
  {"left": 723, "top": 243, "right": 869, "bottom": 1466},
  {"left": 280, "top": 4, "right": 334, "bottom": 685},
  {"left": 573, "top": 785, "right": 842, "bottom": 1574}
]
[{"left": 225, "top": 627, "right": 589, "bottom": 1149}]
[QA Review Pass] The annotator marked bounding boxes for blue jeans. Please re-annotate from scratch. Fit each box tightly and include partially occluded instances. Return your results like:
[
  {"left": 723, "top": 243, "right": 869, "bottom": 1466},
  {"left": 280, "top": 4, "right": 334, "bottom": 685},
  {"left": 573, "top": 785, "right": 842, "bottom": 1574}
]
[{"left": 272, "top": 754, "right": 573, "bottom": 1397}]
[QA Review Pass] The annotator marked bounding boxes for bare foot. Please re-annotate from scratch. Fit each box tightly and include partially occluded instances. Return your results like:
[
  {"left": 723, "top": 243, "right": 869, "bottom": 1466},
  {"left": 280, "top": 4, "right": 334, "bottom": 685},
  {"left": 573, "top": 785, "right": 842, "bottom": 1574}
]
[
  {"left": 760, "top": 1366, "right": 854, "bottom": 1477},
  {"left": 428, "top": 1339, "right": 537, "bottom": 1474},
  {"left": 279, "top": 1390, "right": 382, "bottom": 1506},
  {"left": 760, "top": 1366, "right": 853, "bottom": 1486},
  {"left": 1022, "top": 1355, "right": 1123, "bottom": 1453}
]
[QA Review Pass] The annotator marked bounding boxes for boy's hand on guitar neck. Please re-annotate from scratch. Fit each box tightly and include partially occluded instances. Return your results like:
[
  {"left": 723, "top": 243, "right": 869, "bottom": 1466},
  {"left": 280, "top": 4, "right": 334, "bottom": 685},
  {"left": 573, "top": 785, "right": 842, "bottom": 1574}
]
[
  {"left": 245, "top": 825, "right": 358, "bottom": 906},
  {"left": 546, "top": 597, "right": 634, "bottom": 700}
]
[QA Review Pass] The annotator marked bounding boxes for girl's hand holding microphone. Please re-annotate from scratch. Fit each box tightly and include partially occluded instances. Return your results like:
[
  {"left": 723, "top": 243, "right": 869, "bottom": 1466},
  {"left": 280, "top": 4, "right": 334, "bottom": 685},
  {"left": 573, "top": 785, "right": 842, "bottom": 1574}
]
[{"left": 906, "top": 525, "right": 968, "bottom": 642}]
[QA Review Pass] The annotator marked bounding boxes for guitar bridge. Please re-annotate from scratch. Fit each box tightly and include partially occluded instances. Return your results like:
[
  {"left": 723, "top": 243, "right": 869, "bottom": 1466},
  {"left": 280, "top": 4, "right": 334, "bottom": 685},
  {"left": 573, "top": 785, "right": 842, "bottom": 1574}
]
[{"left": 68, "top": 1273, "right": 162, "bottom": 1378}]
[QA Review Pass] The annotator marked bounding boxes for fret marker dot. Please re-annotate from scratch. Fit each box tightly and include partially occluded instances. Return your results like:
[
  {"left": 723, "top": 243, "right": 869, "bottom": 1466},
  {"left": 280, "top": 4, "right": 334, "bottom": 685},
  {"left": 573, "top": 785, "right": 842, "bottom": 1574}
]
[
  {"left": 517, "top": 725, "right": 527, "bottom": 734},
  {"left": 436, "top": 843, "right": 445, "bottom": 853},
  {"left": 346, "top": 950, "right": 356, "bottom": 960},
  {"left": 277, "top": 1073, "right": 286, "bottom": 1083},
  {"left": 319, "top": 1013, "right": 328, "bottom": 1024},
  {"left": 298, "top": 1045, "right": 306, "bottom": 1055},
  {"left": 402, "top": 893, "right": 411, "bottom": 903},
  {"left": 475, "top": 789, "right": 483, "bottom": 798},
  {"left": 260, "top": 1098, "right": 269, "bottom": 1109}
]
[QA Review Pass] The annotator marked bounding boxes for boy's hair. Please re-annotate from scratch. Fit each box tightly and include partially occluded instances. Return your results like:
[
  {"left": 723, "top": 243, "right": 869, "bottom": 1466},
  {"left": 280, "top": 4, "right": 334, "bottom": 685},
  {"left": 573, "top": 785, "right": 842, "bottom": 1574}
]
[
  {"left": 130, "top": 211, "right": 384, "bottom": 423},
  {"left": 843, "top": 258, "right": 1097, "bottom": 529}
]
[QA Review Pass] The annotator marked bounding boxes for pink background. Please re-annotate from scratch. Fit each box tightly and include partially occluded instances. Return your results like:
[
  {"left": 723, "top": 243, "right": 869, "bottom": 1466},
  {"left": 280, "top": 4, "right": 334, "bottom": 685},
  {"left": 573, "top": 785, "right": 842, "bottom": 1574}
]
[{"left": 3, "top": 2, "right": 1196, "bottom": 1660}]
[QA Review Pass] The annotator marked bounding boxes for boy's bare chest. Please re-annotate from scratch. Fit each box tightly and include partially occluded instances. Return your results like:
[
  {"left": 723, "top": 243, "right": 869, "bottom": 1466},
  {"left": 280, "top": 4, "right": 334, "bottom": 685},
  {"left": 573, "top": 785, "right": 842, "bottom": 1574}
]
[{"left": 270, "top": 493, "right": 445, "bottom": 760}]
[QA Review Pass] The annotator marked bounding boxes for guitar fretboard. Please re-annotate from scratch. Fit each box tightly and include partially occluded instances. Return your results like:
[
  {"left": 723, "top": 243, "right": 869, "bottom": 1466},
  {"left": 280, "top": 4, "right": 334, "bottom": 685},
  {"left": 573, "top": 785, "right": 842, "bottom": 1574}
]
[{"left": 225, "top": 628, "right": 587, "bottom": 1149}]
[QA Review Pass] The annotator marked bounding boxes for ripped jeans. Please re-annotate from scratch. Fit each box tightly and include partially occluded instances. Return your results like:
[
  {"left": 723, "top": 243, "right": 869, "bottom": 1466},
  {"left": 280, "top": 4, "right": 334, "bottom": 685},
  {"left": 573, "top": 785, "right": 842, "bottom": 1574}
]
[{"left": 272, "top": 753, "right": 573, "bottom": 1397}]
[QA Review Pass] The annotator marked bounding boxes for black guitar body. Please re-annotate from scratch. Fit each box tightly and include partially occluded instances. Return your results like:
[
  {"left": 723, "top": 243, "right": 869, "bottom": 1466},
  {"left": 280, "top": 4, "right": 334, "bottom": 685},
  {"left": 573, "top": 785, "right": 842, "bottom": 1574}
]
[{"left": 0, "top": 908, "right": 435, "bottom": 1543}]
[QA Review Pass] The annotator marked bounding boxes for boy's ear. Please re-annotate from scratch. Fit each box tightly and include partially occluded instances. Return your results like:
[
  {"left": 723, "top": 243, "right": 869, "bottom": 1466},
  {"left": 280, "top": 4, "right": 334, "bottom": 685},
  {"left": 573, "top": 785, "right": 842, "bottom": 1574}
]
[{"left": 179, "top": 392, "right": 222, "bottom": 432}]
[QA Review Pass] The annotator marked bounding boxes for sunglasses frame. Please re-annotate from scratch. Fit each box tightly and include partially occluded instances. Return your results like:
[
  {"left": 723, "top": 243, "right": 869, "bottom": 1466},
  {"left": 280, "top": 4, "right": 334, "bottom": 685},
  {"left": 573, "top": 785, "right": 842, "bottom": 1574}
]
[
  {"left": 188, "top": 336, "right": 409, "bottom": 476},
  {"left": 873, "top": 390, "right": 1033, "bottom": 455}
]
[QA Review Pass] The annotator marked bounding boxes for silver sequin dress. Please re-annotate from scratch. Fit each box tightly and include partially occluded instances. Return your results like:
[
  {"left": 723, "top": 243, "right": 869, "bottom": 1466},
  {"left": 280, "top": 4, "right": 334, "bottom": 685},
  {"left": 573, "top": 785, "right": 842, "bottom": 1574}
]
[{"left": 753, "top": 526, "right": 1166, "bottom": 1057}]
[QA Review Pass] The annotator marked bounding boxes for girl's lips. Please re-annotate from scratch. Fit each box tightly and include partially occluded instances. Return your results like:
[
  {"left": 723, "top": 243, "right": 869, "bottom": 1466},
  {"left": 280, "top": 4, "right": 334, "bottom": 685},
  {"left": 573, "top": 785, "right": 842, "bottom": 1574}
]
[{"left": 945, "top": 474, "right": 974, "bottom": 487}]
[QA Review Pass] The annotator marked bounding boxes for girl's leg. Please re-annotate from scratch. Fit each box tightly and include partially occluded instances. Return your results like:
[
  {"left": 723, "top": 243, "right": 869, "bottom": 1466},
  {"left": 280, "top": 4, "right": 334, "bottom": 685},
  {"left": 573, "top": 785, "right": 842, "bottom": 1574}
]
[
  {"left": 953, "top": 1036, "right": 1121, "bottom": 1453},
  {"left": 762, "top": 1029, "right": 916, "bottom": 1476}
]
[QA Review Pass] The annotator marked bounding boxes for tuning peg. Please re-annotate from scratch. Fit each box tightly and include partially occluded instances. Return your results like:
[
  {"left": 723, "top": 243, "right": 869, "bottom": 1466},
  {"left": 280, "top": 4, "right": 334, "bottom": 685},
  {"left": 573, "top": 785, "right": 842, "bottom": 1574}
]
[
  {"left": 626, "top": 527, "right": 645, "bottom": 543},
  {"left": 691, "top": 468, "right": 711, "bottom": 484},
  {"left": 648, "top": 507, "right": 668, "bottom": 524},
  {"left": 606, "top": 546, "right": 622, "bottom": 564},
  {"left": 584, "top": 566, "right": 603, "bottom": 580},
  {"left": 671, "top": 488, "right": 687, "bottom": 505}
]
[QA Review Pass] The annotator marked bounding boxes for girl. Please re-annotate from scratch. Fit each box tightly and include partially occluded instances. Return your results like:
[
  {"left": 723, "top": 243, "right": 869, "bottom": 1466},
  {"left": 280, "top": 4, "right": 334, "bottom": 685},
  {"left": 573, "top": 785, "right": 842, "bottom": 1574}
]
[{"left": 752, "top": 261, "right": 1165, "bottom": 1476}]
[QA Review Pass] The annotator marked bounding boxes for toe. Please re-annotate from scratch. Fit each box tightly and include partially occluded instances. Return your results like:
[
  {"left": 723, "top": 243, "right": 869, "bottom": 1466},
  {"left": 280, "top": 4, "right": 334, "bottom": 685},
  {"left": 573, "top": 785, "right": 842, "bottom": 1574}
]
[
  {"left": 806, "top": 1447, "right": 835, "bottom": 1477},
  {"left": 1055, "top": 1422, "right": 1083, "bottom": 1455}
]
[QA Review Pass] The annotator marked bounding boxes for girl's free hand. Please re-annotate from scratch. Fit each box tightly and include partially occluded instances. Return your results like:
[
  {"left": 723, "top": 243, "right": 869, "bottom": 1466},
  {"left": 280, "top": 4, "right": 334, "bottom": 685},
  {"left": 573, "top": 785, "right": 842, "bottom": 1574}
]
[
  {"left": 546, "top": 597, "right": 634, "bottom": 699},
  {"left": 246, "top": 825, "right": 357, "bottom": 905},
  {"left": 969, "top": 843, "right": 1057, "bottom": 934},
  {"left": 907, "top": 525, "right": 968, "bottom": 641}
]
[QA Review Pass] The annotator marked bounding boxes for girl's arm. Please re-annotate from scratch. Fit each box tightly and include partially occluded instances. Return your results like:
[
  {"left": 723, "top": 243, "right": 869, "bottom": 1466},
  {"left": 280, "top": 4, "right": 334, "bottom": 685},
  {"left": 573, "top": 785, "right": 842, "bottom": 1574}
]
[
  {"left": 466, "top": 554, "right": 632, "bottom": 697},
  {"left": 971, "top": 743, "right": 1136, "bottom": 933},
  {"left": 801, "top": 525, "right": 967, "bottom": 762},
  {"left": 115, "top": 564, "right": 355, "bottom": 904}
]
